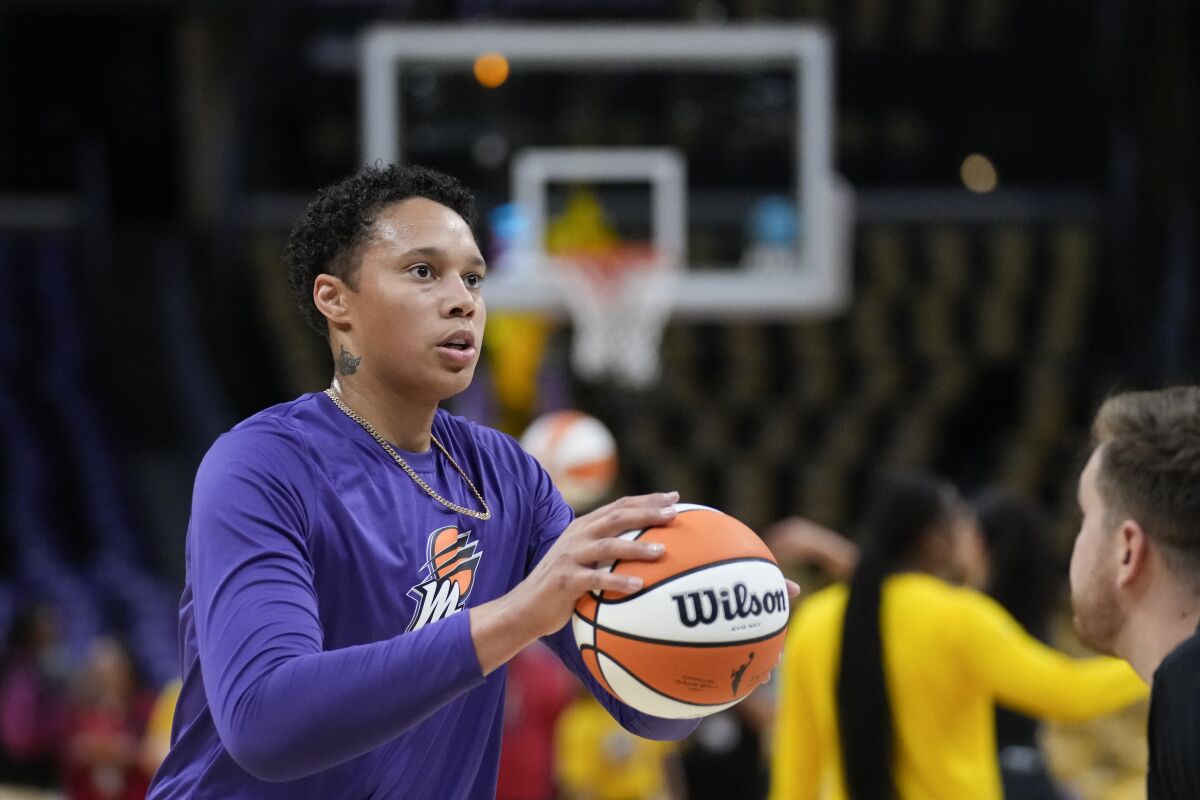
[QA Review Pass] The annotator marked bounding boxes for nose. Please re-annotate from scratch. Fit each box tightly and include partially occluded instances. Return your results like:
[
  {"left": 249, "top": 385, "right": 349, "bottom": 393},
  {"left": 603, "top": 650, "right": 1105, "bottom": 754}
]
[{"left": 443, "top": 276, "right": 477, "bottom": 318}]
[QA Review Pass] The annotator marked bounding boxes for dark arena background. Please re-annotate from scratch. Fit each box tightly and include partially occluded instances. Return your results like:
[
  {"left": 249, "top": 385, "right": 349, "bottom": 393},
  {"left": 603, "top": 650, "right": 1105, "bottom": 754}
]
[{"left": 1, "top": 2, "right": 1197, "bottom": 799}]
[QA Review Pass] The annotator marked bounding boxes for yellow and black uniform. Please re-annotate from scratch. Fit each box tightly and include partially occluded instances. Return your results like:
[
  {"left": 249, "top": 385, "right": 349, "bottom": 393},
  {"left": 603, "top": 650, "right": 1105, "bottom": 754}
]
[{"left": 770, "top": 573, "right": 1147, "bottom": 800}]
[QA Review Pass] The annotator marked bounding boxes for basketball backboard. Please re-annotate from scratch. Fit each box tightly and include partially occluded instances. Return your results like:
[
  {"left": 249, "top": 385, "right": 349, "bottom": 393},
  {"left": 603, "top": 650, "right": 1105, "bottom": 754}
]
[{"left": 359, "top": 24, "right": 852, "bottom": 318}]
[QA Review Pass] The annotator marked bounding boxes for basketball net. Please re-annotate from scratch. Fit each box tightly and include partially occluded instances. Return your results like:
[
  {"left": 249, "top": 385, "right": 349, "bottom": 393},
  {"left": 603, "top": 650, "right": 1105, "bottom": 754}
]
[{"left": 549, "top": 244, "right": 679, "bottom": 389}]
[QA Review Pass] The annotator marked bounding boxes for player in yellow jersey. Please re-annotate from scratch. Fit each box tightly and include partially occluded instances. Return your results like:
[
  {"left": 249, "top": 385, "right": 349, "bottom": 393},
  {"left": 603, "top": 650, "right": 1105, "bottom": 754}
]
[{"left": 770, "top": 472, "right": 1146, "bottom": 800}]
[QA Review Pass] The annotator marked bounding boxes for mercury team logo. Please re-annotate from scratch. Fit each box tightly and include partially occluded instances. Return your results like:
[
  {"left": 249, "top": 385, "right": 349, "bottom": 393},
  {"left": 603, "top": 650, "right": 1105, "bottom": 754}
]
[{"left": 407, "top": 526, "right": 484, "bottom": 632}]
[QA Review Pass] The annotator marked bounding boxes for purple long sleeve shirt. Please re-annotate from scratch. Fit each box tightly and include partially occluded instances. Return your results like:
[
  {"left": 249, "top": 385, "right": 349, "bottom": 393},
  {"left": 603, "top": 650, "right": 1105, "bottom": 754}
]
[{"left": 147, "top": 393, "right": 695, "bottom": 799}]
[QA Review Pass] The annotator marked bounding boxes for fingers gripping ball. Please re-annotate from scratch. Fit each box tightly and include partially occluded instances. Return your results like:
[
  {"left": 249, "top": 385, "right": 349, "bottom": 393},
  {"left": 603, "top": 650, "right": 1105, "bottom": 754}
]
[
  {"left": 573, "top": 504, "right": 790, "bottom": 719},
  {"left": 520, "top": 410, "right": 618, "bottom": 511}
]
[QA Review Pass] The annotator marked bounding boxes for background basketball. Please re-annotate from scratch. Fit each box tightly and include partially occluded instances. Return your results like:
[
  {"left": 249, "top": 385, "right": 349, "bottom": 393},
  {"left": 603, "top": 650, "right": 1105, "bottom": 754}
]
[
  {"left": 573, "top": 504, "right": 790, "bottom": 719},
  {"left": 520, "top": 410, "right": 619, "bottom": 511}
]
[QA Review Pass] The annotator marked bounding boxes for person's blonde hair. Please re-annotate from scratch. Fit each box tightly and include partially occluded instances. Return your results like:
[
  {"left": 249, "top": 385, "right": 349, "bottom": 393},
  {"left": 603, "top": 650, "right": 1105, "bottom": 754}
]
[{"left": 1093, "top": 386, "right": 1200, "bottom": 587}]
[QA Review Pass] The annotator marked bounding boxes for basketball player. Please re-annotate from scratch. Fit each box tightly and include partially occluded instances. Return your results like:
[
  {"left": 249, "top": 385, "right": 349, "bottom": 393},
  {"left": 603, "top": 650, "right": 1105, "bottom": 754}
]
[
  {"left": 146, "top": 164, "right": 715, "bottom": 798},
  {"left": 1070, "top": 387, "right": 1200, "bottom": 799},
  {"left": 766, "top": 491, "right": 1075, "bottom": 799},
  {"left": 770, "top": 472, "right": 1146, "bottom": 800}
]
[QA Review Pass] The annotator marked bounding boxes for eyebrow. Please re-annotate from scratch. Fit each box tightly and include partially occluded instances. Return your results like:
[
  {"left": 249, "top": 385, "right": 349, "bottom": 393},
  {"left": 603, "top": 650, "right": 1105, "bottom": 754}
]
[{"left": 398, "top": 246, "right": 487, "bottom": 269}]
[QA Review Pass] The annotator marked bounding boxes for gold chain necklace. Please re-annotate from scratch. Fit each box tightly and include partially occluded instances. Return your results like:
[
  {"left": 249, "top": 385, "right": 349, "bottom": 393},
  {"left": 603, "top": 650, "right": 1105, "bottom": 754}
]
[{"left": 324, "top": 388, "right": 491, "bottom": 521}]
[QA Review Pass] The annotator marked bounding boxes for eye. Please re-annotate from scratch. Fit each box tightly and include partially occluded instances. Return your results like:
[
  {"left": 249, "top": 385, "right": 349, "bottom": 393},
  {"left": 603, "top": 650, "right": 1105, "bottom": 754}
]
[
  {"left": 409, "top": 263, "right": 433, "bottom": 279},
  {"left": 464, "top": 272, "right": 484, "bottom": 288}
]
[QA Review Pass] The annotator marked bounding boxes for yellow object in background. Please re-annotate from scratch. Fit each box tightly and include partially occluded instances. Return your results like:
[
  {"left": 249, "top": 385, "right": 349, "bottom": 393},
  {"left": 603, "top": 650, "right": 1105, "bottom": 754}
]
[
  {"left": 546, "top": 189, "right": 620, "bottom": 256},
  {"left": 141, "top": 678, "right": 183, "bottom": 775},
  {"left": 485, "top": 312, "right": 554, "bottom": 436},
  {"left": 146, "top": 678, "right": 182, "bottom": 744},
  {"left": 1041, "top": 615, "right": 1150, "bottom": 800},
  {"left": 484, "top": 187, "right": 623, "bottom": 434},
  {"left": 556, "top": 695, "right": 676, "bottom": 800},
  {"left": 1043, "top": 702, "right": 1150, "bottom": 800},
  {"left": 769, "top": 574, "right": 1146, "bottom": 800}
]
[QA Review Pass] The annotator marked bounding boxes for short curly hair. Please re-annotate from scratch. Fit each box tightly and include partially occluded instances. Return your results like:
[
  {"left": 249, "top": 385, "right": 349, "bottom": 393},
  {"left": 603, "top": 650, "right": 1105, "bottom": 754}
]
[{"left": 284, "top": 163, "right": 477, "bottom": 338}]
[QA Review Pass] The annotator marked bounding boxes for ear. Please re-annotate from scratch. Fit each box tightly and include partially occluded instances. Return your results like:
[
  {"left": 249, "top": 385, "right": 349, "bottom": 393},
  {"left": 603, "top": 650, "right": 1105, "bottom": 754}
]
[
  {"left": 313, "top": 273, "right": 353, "bottom": 332},
  {"left": 1115, "top": 519, "right": 1150, "bottom": 588}
]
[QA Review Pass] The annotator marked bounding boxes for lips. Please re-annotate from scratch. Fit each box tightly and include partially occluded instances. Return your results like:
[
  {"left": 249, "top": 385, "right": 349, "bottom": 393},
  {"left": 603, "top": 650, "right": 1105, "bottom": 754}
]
[
  {"left": 438, "top": 330, "right": 476, "bottom": 351},
  {"left": 437, "top": 330, "right": 477, "bottom": 366}
]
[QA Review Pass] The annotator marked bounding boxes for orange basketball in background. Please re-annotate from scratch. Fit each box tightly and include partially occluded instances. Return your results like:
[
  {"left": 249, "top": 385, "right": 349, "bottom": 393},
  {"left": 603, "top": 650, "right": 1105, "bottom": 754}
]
[
  {"left": 573, "top": 504, "right": 789, "bottom": 719},
  {"left": 520, "top": 410, "right": 618, "bottom": 511}
]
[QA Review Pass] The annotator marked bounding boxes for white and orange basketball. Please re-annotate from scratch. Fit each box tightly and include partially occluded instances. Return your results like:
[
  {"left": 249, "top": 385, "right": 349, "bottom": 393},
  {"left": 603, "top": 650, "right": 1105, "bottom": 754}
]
[
  {"left": 573, "top": 504, "right": 789, "bottom": 719},
  {"left": 519, "top": 410, "right": 618, "bottom": 510}
]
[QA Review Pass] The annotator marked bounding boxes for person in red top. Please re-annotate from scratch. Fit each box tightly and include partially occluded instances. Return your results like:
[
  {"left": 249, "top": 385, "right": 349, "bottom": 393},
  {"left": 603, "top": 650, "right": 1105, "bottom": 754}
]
[
  {"left": 495, "top": 642, "right": 574, "bottom": 800},
  {"left": 62, "top": 638, "right": 155, "bottom": 800}
]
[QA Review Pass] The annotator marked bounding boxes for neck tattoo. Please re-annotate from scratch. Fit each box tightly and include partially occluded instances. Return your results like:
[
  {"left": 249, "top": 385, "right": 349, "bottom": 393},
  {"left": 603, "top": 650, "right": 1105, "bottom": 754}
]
[{"left": 337, "top": 345, "right": 362, "bottom": 376}]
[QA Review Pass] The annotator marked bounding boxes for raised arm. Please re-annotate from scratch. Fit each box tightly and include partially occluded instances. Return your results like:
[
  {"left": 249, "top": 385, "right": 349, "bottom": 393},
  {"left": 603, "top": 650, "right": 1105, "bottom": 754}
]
[
  {"left": 954, "top": 589, "right": 1147, "bottom": 721},
  {"left": 763, "top": 517, "right": 860, "bottom": 581}
]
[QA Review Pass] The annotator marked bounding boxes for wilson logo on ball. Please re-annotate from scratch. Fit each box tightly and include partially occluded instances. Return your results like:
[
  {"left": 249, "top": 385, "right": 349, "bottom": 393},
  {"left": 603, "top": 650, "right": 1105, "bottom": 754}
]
[
  {"left": 670, "top": 583, "right": 789, "bottom": 628},
  {"left": 573, "top": 504, "right": 790, "bottom": 720}
]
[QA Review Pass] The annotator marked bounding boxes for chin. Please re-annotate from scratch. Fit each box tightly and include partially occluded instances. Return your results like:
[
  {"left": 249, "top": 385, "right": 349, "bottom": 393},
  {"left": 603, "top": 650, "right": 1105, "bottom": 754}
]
[
  {"left": 1072, "top": 616, "right": 1109, "bottom": 656},
  {"left": 1070, "top": 599, "right": 1122, "bottom": 657},
  {"left": 438, "top": 368, "right": 477, "bottom": 399}
]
